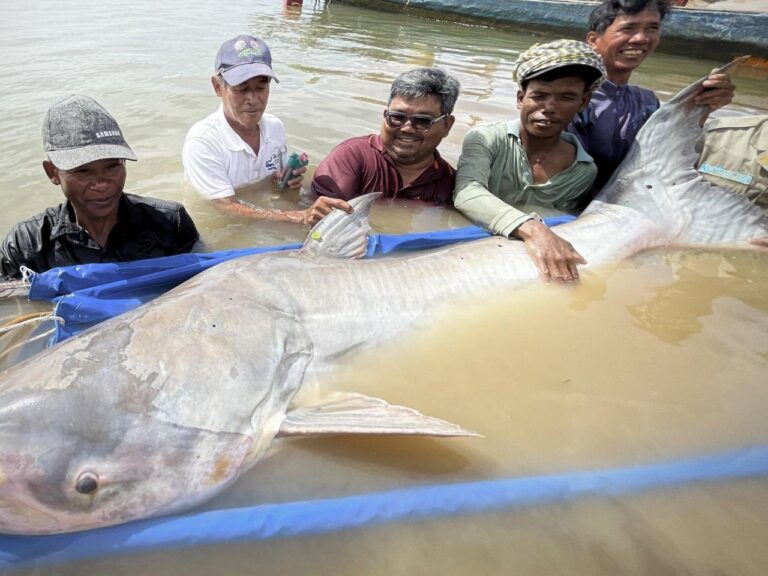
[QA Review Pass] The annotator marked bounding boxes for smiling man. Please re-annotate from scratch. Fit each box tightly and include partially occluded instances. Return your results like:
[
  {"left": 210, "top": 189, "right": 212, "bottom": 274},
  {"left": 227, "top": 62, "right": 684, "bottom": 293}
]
[
  {"left": 310, "top": 67, "right": 459, "bottom": 207},
  {"left": 454, "top": 40, "right": 605, "bottom": 284},
  {"left": 569, "top": 0, "right": 735, "bottom": 194},
  {"left": 183, "top": 34, "right": 349, "bottom": 226},
  {"left": 0, "top": 95, "right": 200, "bottom": 280}
]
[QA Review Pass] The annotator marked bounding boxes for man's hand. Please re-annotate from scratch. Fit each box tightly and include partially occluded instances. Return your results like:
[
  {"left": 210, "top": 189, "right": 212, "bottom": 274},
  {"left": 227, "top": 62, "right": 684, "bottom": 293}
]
[
  {"left": 694, "top": 69, "right": 735, "bottom": 111},
  {"left": 212, "top": 194, "right": 352, "bottom": 226},
  {"left": 275, "top": 165, "right": 307, "bottom": 189},
  {"left": 302, "top": 196, "right": 353, "bottom": 226},
  {"left": 514, "top": 219, "right": 586, "bottom": 284},
  {"left": 749, "top": 237, "right": 768, "bottom": 249}
]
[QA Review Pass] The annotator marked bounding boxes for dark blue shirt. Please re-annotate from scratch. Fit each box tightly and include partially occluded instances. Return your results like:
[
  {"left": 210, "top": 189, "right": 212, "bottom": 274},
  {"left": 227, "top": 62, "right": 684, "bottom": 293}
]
[{"left": 568, "top": 81, "right": 660, "bottom": 199}]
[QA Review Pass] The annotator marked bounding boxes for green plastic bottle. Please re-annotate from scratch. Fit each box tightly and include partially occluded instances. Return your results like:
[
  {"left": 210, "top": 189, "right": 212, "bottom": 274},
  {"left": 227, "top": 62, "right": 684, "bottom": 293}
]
[{"left": 278, "top": 152, "right": 309, "bottom": 189}]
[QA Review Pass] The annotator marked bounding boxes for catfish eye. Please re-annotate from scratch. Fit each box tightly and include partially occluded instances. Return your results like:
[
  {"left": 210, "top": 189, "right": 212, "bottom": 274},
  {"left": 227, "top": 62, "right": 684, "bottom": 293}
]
[{"left": 75, "top": 472, "right": 100, "bottom": 495}]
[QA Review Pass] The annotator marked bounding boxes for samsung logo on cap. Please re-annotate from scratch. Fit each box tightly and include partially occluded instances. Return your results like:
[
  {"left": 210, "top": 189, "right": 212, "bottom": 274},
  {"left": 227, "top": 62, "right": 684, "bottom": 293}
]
[{"left": 96, "top": 130, "right": 121, "bottom": 139}]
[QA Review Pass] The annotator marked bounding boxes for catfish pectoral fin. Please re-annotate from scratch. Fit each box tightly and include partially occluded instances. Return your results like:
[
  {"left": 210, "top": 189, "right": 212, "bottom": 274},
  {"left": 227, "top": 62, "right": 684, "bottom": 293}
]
[{"left": 277, "top": 392, "right": 481, "bottom": 438}]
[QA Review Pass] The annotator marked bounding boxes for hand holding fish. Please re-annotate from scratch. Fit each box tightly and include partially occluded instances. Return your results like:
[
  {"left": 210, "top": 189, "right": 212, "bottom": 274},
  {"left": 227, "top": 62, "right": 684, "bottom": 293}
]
[
  {"left": 694, "top": 70, "right": 735, "bottom": 111},
  {"left": 303, "top": 196, "right": 354, "bottom": 226},
  {"left": 514, "top": 219, "right": 586, "bottom": 284}
]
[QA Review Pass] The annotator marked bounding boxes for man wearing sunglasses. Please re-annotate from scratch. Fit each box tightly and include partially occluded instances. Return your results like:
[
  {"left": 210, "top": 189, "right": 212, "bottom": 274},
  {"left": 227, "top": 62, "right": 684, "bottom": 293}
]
[
  {"left": 183, "top": 34, "right": 350, "bottom": 226},
  {"left": 310, "top": 67, "right": 459, "bottom": 207},
  {"left": 454, "top": 40, "right": 605, "bottom": 285}
]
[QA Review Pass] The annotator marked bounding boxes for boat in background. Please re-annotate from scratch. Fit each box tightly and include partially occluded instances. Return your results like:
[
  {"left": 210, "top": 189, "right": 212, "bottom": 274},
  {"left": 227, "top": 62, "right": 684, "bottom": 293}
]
[{"left": 330, "top": 0, "right": 767, "bottom": 59}]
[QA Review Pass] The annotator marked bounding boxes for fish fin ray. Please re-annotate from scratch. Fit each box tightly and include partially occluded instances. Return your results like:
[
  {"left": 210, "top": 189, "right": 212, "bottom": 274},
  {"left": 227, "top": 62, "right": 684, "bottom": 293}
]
[
  {"left": 277, "top": 392, "right": 480, "bottom": 437},
  {"left": 590, "top": 57, "right": 766, "bottom": 246},
  {"left": 665, "top": 56, "right": 750, "bottom": 106},
  {"left": 299, "top": 193, "right": 381, "bottom": 259}
]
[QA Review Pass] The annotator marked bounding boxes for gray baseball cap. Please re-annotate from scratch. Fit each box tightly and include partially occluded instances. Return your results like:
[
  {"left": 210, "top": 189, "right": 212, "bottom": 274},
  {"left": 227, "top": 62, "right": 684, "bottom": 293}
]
[
  {"left": 215, "top": 34, "right": 279, "bottom": 86},
  {"left": 42, "top": 95, "right": 137, "bottom": 170}
]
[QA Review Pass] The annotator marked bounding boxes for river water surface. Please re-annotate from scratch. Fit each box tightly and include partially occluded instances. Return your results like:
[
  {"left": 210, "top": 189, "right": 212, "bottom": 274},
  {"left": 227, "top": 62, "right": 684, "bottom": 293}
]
[{"left": 1, "top": 1, "right": 768, "bottom": 574}]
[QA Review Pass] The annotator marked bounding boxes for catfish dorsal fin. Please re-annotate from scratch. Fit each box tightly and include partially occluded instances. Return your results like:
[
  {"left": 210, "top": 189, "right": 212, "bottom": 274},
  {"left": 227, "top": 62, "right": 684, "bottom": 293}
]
[
  {"left": 277, "top": 392, "right": 481, "bottom": 437},
  {"left": 299, "top": 192, "right": 381, "bottom": 259},
  {"left": 665, "top": 56, "right": 749, "bottom": 106}
]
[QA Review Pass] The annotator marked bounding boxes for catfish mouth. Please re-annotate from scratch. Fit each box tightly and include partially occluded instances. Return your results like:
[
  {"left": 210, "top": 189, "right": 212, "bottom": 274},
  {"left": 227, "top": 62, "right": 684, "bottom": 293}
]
[
  {"left": 0, "top": 424, "right": 257, "bottom": 535},
  {"left": 0, "top": 454, "right": 67, "bottom": 534},
  {"left": 0, "top": 446, "right": 164, "bottom": 535},
  {"left": 0, "top": 474, "right": 170, "bottom": 536},
  {"left": 0, "top": 497, "right": 68, "bottom": 535}
]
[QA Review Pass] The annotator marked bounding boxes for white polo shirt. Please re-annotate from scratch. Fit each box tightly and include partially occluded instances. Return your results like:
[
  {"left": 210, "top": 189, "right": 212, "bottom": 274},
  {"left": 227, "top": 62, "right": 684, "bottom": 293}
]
[{"left": 182, "top": 104, "right": 289, "bottom": 200}]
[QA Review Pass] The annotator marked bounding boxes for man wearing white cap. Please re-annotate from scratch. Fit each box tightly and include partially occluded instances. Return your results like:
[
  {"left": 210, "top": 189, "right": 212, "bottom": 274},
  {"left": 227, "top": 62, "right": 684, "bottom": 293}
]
[
  {"left": 0, "top": 95, "right": 200, "bottom": 280},
  {"left": 183, "top": 34, "right": 350, "bottom": 226}
]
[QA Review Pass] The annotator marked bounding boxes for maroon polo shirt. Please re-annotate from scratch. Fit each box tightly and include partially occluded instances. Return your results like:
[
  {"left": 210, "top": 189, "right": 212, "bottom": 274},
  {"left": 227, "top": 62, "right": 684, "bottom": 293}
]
[{"left": 310, "top": 134, "right": 455, "bottom": 205}]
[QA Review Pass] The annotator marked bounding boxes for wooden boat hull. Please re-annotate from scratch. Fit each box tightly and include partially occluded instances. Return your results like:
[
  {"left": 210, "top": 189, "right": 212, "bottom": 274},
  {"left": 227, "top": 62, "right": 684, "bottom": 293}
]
[{"left": 334, "top": 0, "right": 767, "bottom": 57}]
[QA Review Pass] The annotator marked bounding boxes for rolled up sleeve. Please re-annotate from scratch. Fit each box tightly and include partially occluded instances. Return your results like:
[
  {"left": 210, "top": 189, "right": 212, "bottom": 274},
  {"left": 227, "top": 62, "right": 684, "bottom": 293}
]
[{"left": 453, "top": 129, "right": 529, "bottom": 238}]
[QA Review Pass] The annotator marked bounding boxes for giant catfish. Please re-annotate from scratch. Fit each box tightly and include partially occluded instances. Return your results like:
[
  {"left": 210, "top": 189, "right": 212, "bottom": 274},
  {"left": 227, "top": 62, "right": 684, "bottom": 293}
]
[{"left": 0, "top": 63, "right": 765, "bottom": 535}]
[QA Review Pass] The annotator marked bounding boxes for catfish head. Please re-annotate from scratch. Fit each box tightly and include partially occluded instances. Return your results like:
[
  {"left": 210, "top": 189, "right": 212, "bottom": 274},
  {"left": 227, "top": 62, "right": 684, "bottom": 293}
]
[
  {"left": 0, "top": 373, "right": 252, "bottom": 535},
  {"left": 0, "top": 261, "right": 315, "bottom": 535}
]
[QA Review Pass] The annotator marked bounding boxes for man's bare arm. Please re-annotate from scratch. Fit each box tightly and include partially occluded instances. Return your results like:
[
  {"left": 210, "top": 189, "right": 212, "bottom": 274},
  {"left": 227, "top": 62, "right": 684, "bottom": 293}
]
[{"left": 212, "top": 195, "right": 353, "bottom": 226}]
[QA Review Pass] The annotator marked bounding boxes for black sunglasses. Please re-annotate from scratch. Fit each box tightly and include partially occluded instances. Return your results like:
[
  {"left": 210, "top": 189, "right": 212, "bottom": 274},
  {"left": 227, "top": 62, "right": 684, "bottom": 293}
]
[{"left": 383, "top": 110, "right": 447, "bottom": 132}]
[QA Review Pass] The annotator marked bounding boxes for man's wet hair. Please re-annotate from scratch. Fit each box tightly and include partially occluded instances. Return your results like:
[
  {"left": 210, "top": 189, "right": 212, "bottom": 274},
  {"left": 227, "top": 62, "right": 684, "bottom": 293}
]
[
  {"left": 389, "top": 68, "right": 461, "bottom": 116},
  {"left": 588, "top": 0, "right": 671, "bottom": 35},
  {"left": 520, "top": 64, "right": 601, "bottom": 92}
]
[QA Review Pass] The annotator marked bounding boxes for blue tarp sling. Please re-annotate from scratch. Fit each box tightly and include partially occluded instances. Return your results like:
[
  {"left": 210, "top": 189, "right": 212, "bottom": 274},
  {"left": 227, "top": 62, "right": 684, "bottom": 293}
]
[
  {"left": 28, "top": 219, "right": 576, "bottom": 343},
  {"left": 1, "top": 445, "right": 766, "bottom": 571}
]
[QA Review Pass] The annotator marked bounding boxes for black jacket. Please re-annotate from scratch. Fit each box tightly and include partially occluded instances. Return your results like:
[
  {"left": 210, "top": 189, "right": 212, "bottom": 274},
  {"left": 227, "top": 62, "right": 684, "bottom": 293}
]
[{"left": 0, "top": 193, "right": 200, "bottom": 280}]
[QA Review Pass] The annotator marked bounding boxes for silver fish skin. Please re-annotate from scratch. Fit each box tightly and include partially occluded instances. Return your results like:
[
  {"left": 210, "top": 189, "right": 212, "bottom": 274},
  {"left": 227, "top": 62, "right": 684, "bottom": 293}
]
[{"left": 0, "top": 65, "right": 765, "bottom": 535}]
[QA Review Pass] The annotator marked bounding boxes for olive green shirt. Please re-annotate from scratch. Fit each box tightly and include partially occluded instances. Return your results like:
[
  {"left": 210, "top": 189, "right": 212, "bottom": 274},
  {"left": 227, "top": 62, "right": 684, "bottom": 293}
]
[
  {"left": 697, "top": 115, "right": 767, "bottom": 210},
  {"left": 453, "top": 119, "right": 597, "bottom": 237}
]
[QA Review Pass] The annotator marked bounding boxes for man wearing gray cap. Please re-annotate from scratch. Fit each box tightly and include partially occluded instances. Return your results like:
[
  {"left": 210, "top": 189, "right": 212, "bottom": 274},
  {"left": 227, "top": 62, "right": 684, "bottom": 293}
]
[
  {"left": 0, "top": 95, "right": 200, "bottom": 280},
  {"left": 454, "top": 39, "right": 604, "bottom": 285},
  {"left": 183, "top": 34, "right": 350, "bottom": 226}
]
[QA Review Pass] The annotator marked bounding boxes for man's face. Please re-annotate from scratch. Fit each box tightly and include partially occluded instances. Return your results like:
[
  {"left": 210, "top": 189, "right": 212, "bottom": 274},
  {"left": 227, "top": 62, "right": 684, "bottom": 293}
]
[
  {"left": 213, "top": 75, "right": 271, "bottom": 135},
  {"left": 587, "top": 9, "right": 661, "bottom": 78},
  {"left": 380, "top": 94, "right": 454, "bottom": 167},
  {"left": 517, "top": 77, "right": 590, "bottom": 139},
  {"left": 43, "top": 158, "right": 126, "bottom": 223}
]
